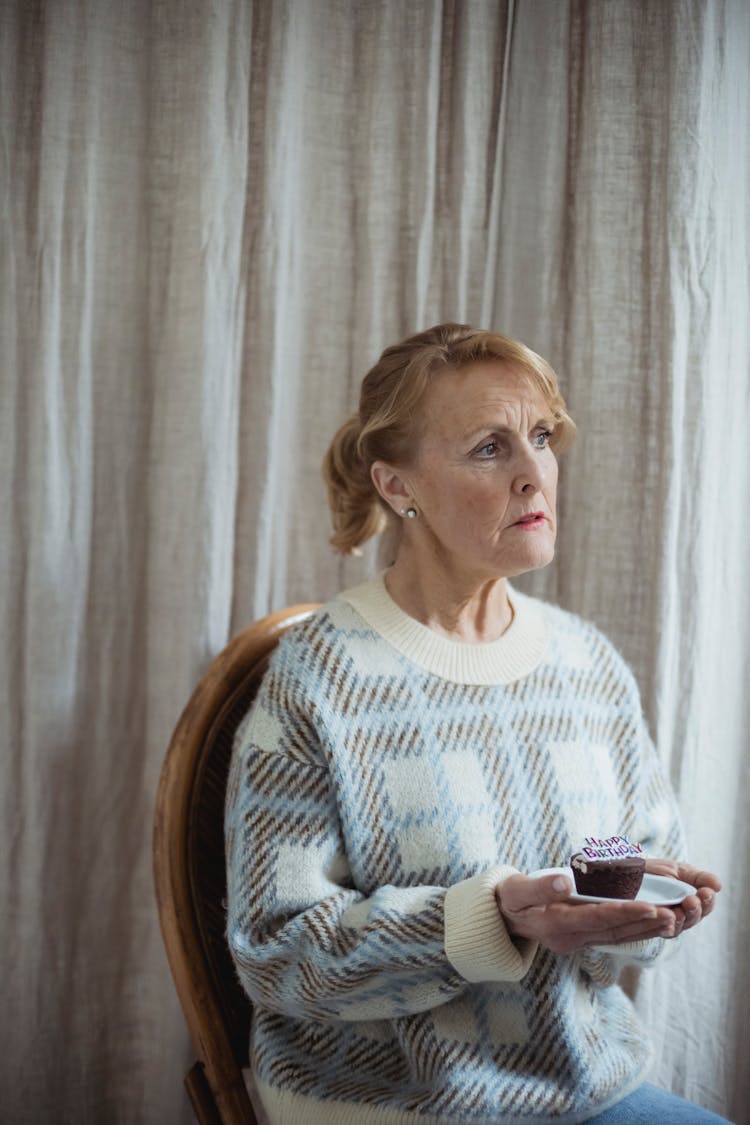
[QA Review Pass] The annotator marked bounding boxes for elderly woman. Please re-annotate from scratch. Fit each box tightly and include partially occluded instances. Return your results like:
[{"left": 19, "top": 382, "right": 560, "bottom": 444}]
[{"left": 225, "top": 324, "right": 726, "bottom": 1124}]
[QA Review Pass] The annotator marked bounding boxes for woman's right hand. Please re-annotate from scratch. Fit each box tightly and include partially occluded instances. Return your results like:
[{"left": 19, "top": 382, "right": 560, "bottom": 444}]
[{"left": 495, "top": 872, "right": 677, "bottom": 954}]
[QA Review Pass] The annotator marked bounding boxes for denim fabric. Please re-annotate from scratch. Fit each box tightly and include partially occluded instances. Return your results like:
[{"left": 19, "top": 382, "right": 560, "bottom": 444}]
[{"left": 588, "top": 1083, "right": 733, "bottom": 1124}]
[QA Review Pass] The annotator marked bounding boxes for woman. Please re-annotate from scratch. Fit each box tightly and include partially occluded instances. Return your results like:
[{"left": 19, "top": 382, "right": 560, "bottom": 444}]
[{"left": 225, "top": 324, "right": 725, "bottom": 1124}]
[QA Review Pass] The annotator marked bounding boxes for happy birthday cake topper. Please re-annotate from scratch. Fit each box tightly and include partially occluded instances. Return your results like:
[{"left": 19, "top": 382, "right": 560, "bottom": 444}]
[{"left": 580, "top": 835, "right": 643, "bottom": 860}]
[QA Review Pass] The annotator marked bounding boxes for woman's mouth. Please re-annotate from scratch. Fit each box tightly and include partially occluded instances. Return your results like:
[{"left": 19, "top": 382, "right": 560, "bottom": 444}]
[{"left": 512, "top": 512, "right": 547, "bottom": 530}]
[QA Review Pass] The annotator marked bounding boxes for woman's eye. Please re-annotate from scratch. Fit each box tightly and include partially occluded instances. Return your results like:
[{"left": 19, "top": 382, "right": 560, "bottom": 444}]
[
  {"left": 475, "top": 441, "right": 498, "bottom": 459},
  {"left": 533, "top": 430, "right": 553, "bottom": 449}
]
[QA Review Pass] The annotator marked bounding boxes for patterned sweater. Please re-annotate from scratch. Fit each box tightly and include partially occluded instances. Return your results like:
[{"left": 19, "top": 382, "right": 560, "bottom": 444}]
[{"left": 225, "top": 575, "right": 685, "bottom": 1124}]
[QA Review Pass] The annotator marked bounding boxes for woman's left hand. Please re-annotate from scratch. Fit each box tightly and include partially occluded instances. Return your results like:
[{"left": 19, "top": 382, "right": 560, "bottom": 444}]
[{"left": 645, "top": 857, "right": 721, "bottom": 937}]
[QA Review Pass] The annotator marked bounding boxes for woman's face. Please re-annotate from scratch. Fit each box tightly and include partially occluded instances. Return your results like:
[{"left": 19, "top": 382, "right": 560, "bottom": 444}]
[{"left": 400, "top": 362, "right": 559, "bottom": 582}]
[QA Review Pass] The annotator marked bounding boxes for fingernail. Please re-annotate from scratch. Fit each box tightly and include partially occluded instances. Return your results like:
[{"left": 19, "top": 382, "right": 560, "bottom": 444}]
[
  {"left": 553, "top": 876, "right": 569, "bottom": 893},
  {"left": 660, "top": 926, "right": 675, "bottom": 937},
  {"left": 640, "top": 909, "right": 657, "bottom": 920}
]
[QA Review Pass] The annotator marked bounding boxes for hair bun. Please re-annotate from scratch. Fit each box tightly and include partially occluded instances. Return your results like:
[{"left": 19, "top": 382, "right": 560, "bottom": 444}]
[{"left": 322, "top": 414, "right": 386, "bottom": 555}]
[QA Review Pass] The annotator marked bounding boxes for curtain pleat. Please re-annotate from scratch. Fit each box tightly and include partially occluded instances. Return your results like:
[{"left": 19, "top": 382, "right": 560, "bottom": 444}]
[{"left": 1, "top": 2, "right": 747, "bottom": 1121}]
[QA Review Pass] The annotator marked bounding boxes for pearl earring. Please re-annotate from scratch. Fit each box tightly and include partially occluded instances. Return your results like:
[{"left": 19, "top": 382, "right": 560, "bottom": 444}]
[{"left": 406, "top": 507, "right": 417, "bottom": 519}]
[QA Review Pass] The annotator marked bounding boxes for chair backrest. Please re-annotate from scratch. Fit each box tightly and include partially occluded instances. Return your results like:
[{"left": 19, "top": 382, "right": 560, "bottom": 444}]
[{"left": 153, "top": 604, "right": 319, "bottom": 1125}]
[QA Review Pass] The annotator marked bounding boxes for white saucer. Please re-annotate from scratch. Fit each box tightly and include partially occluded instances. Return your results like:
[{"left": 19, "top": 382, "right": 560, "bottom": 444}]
[
  {"left": 571, "top": 872, "right": 697, "bottom": 906},
  {"left": 529, "top": 866, "right": 696, "bottom": 906}
]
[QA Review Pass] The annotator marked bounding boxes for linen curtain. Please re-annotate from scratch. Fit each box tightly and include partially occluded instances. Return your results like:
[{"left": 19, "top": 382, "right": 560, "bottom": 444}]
[{"left": 1, "top": 1, "right": 748, "bottom": 1121}]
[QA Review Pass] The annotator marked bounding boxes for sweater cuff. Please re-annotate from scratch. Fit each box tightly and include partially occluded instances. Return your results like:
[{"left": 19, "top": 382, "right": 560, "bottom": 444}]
[
  {"left": 590, "top": 935, "right": 678, "bottom": 965},
  {"left": 444, "top": 865, "right": 537, "bottom": 983}
]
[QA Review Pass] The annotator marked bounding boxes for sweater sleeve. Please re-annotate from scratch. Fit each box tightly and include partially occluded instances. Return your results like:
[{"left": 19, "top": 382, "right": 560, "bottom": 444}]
[{"left": 225, "top": 655, "right": 534, "bottom": 1025}]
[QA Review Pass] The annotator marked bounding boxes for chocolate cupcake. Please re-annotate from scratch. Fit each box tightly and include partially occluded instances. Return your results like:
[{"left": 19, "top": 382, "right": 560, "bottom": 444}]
[{"left": 570, "top": 836, "right": 646, "bottom": 899}]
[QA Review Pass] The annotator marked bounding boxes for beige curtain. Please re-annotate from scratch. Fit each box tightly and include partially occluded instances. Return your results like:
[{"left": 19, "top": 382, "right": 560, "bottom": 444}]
[{"left": 2, "top": 1, "right": 748, "bottom": 1121}]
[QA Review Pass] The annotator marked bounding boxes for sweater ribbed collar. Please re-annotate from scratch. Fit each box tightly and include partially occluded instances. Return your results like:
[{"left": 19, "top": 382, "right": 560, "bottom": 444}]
[{"left": 339, "top": 572, "right": 548, "bottom": 686}]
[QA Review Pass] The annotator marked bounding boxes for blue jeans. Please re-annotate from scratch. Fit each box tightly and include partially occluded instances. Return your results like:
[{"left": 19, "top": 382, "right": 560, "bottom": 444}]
[{"left": 587, "top": 1083, "right": 733, "bottom": 1123}]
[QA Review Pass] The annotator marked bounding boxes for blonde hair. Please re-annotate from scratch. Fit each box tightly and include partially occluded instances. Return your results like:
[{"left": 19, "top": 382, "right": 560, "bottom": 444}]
[{"left": 322, "top": 323, "right": 576, "bottom": 555}]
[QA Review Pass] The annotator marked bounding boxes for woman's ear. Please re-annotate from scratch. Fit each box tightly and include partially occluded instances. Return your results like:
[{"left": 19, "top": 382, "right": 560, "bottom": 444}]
[{"left": 370, "top": 461, "right": 412, "bottom": 516}]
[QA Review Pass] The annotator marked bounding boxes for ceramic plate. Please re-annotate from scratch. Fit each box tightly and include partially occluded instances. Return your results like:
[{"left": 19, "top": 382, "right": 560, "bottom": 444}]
[
  {"left": 528, "top": 866, "right": 696, "bottom": 906},
  {"left": 569, "top": 872, "right": 696, "bottom": 906}
]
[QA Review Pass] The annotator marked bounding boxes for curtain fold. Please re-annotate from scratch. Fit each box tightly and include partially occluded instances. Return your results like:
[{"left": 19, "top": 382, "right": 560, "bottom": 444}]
[{"left": 1, "top": 2, "right": 747, "bottom": 1121}]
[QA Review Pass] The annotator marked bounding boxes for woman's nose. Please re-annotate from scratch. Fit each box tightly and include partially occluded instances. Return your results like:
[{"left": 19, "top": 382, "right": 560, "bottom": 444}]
[{"left": 513, "top": 449, "right": 546, "bottom": 495}]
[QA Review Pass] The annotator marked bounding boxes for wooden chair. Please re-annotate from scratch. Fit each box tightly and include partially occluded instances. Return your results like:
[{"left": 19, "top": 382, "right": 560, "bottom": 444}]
[{"left": 153, "top": 604, "right": 319, "bottom": 1125}]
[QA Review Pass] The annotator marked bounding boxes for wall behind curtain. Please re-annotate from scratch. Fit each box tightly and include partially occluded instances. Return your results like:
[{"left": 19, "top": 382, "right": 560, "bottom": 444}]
[{"left": 1, "top": 1, "right": 747, "bottom": 1122}]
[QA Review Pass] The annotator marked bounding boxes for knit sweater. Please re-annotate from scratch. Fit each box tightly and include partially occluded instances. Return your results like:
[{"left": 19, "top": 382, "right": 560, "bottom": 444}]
[{"left": 225, "top": 575, "right": 685, "bottom": 1125}]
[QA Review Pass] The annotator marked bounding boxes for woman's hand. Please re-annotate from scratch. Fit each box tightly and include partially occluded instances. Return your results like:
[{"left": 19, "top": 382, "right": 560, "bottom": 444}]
[
  {"left": 495, "top": 862, "right": 722, "bottom": 954},
  {"left": 644, "top": 857, "right": 722, "bottom": 937},
  {"left": 495, "top": 871, "right": 687, "bottom": 955}
]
